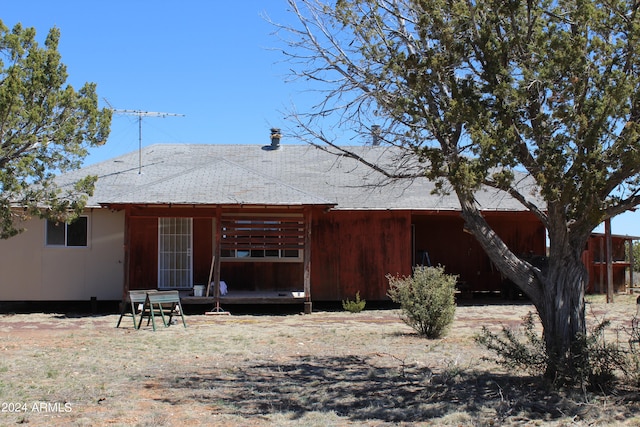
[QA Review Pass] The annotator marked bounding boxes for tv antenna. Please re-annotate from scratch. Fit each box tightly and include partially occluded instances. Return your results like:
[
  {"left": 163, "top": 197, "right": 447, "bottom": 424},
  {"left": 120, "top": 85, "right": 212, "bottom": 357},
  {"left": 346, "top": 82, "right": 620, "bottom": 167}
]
[{"left": 104, "top": 99, "right": 185, "bottom": 173}]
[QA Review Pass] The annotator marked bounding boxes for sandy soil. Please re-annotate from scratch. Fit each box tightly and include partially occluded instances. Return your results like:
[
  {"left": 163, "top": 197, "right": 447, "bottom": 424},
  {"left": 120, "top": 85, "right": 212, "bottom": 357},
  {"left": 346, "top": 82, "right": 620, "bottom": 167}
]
[{"left": 0, "top": 294, "right": 639, "bottom": 426}]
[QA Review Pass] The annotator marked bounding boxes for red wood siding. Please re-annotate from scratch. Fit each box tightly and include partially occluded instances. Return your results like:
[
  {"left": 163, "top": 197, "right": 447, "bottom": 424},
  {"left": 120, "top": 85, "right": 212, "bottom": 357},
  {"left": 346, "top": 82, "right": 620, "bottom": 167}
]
[
  {"left": 128, "top": 217, "right": 158, "bottom": 290},
  {"left": 311, "top": 210, "right": 412, "bottom": 301},
  {"left": 124, "top": 205, "right": 546, "bottom": 300},
  {"left": 193, "top": 218, "right": 213, "bottom": 286},
  {"left": 583, "top": 235, "right": 630, "bottom": 293},
  {"left": 126, "top": 207, "right": 309, "bottom": 293},
  {"left": 220, "top": 263, "right": 304, "bottom": 292},
  {"left": 129, "top": 217, "right": 215, "bottom": 290},
  {"left": 412, "top": 211, "right": 546, "bottom": 292}
]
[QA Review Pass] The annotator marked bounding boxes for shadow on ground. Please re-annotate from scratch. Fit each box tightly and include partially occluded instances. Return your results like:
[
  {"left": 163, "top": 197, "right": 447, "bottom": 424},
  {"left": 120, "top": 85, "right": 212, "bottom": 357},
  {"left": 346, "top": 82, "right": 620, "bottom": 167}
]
[{"left": 151, "top": 354, "right": 640, "bottom": 424}]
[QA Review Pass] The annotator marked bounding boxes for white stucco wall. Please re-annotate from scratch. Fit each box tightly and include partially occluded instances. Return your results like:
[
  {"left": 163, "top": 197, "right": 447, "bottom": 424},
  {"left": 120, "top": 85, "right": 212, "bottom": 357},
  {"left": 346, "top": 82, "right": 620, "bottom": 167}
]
[{"left": 0, "top": 209, "right": 125, "bottom": 301}]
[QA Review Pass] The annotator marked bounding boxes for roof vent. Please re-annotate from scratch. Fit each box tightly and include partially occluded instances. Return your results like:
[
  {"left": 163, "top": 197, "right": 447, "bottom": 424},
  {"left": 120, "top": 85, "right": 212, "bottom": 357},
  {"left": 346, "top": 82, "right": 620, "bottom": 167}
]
[
  {"left": 271, "top": 127, "right": 282, "bottom": 149},
  {"left": 263, "top": 128, "right": 282, "bottom": 151},
  {"left": 371, "top": 125, "right": 381, "bottom": 146}
]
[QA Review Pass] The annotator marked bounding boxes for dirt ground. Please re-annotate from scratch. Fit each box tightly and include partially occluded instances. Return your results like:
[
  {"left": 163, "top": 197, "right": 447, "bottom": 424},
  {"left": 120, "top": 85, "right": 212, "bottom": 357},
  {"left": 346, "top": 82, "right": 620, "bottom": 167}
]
[{"left": 0, "top": 294, "right": 639, "bottom": 426}]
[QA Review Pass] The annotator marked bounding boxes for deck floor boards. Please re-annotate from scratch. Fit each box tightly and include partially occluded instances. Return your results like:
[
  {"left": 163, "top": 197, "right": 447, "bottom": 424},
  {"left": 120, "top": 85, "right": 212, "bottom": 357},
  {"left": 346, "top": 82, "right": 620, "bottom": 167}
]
[{"left": 182, "top": 290, "right": 305, "bottom": 304}]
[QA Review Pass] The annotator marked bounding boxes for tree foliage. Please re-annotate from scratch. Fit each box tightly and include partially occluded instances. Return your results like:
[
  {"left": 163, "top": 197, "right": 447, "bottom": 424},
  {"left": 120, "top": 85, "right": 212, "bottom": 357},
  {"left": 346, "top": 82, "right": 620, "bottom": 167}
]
[
  {"left": 275, "top": 0, "right": 640, "bottom": 381},
  {"left": 0, "top": 20, "right": 111, "bottom": 238}
]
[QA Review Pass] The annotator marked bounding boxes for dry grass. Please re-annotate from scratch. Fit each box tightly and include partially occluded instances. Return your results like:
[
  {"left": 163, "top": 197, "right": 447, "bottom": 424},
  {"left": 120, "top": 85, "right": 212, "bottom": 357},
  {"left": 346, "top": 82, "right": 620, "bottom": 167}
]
[{"left": 0, "top": 294, "right": 639, "bottom": 426}]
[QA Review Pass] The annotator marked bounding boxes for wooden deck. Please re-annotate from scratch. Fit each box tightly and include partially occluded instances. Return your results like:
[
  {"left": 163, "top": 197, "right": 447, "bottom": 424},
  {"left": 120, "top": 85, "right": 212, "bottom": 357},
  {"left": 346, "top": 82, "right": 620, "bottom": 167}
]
[{"left": 181, "top": 290, "right": 306, "bottom": 305}]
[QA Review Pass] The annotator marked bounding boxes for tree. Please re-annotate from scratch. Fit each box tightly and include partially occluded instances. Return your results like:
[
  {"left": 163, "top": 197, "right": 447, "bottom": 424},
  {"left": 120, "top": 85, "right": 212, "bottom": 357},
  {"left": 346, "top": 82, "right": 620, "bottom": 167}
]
[
  {"left": 274, "top": 0, "right": 640, "bottom": 381},
  {"left": 0, "top": 21, "right": 111, "bottom": 239}
]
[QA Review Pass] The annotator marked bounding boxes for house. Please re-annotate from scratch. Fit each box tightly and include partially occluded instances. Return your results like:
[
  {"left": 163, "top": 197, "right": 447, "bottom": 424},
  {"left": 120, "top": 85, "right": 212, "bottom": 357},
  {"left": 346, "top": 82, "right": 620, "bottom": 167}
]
[
  {"left": 582, "top": 233, "right": 639, "bottom": 294},
  {"left": 0, "top": 135, "right": 548, "bottom": 310}
]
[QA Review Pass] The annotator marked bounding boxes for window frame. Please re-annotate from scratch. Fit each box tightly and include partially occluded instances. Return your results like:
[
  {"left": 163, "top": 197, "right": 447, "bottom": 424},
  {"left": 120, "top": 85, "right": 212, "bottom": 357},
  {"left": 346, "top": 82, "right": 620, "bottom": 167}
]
[{"left": 45, "top": 216, "right": 89, "bottom": 248}]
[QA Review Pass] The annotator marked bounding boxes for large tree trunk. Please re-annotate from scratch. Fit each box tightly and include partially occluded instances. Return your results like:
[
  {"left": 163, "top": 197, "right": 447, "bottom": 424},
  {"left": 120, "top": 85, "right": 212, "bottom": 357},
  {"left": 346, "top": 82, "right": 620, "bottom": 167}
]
[
  {"left": 538, "top": 249, "right": 587, "bottom": 379},
  {"left": 458, "top": 196, "right": 588, "bottom": 380},
  {"left": 539, "top": 210, "right": 589, "bottom": 379}
]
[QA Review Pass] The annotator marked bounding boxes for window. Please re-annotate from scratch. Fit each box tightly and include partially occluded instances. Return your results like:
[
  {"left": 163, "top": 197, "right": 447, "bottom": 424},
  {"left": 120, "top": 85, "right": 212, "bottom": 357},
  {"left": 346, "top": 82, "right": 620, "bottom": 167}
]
[
  {"left": 158, "top": 218, "right": 193, "bottom": 289},
  {"left": 220, "top": 216, "right": 304, "bottom": 261},
  {"left": 46, "top": 217, "right": 88, "bottom": 247}
]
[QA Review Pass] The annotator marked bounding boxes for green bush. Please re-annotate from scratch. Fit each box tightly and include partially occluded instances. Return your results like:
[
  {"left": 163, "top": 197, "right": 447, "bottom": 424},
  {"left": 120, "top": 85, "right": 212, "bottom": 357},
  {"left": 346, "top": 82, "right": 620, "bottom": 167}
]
[
  {"left": 627, "top": 317, "right": 640, "bottom": 386},
  {"left": 342, "top": 291, "right": 366, "bottom": 313},
  {"left": 476, "top": 312, "right": 627, "bottom": 391},
  {"left": 474, "top": 312, "right": 547, "bottom": 377},
  {"left": 574, "top": 320, "right": 628, "bottom": 391},
  {"left": 387, "top": 266, "right": 457, "bottom": 338}
]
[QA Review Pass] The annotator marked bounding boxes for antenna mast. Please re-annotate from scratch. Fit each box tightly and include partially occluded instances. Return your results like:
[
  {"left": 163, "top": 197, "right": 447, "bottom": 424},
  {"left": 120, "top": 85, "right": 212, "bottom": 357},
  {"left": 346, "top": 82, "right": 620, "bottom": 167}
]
[{"left": 106, "top": 101, "right": 184, "bottom": 173}]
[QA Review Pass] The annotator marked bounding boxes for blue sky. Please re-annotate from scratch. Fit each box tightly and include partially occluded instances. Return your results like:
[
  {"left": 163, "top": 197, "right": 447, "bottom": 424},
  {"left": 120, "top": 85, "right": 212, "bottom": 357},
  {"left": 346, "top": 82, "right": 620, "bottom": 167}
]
[
  {"left": 3, "top": 1, "right": 298, "bottom": 161},
  {"left": 2, "top": 1, "right": 639, "bottom": 237}
]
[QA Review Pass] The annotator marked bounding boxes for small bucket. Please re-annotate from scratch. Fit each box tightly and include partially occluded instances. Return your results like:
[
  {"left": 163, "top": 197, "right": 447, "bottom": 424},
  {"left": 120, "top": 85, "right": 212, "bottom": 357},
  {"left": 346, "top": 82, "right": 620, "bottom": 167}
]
[{"left": 193, "top": 285, "right": 205, "bottom": 297}]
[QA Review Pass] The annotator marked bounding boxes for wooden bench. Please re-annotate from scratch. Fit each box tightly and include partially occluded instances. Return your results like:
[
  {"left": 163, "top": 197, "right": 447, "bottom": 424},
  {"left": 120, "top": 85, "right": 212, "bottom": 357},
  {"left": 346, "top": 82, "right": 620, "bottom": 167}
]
[
  {"left": 137, "top": 290, "right": 187, "bottom": 331},
  {"left": 116, "top": 290, "right": 156, "bottom": 329}
]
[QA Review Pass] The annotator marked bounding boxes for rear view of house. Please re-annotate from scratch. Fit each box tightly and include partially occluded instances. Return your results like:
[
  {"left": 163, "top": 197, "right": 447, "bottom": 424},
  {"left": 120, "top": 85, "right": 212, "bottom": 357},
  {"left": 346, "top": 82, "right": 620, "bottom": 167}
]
[{"left": 0, "top": 138, "right": 547, "bottom": 309}]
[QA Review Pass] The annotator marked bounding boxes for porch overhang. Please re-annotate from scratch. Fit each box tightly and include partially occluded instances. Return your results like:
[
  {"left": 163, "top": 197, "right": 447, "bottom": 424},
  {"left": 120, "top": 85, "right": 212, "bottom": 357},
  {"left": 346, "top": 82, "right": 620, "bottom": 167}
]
[{"left": 121, "top": 204, "right": 323, "bottom": 313}]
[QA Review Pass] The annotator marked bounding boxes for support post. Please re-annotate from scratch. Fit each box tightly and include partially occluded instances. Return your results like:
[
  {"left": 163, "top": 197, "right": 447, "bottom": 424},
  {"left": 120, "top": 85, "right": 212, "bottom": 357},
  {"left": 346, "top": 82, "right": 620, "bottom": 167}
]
[
  {"left": 599, "top": 236, "right": 604, "bottom": 294},
  {"left": 303, "top": 207, "right": 313, "bottom": 314},
  {"left": 629, "top": 238, "right": 635, "bottom": 294},
  {"left": 213, "top": 207, "right": 224, "bottom": 312},
  {"left": 122, "top": 206, "right": 131, "bottom": 301},
  {"left": 605, "top": 218, "right": 614, "bottom": 303}
]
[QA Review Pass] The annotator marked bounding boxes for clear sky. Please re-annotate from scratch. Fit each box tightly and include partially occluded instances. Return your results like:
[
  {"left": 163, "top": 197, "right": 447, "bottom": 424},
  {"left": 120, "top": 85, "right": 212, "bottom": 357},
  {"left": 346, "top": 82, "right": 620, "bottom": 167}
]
[
  {"left": 2, "top": 1, "right": 298, "bottom": 161},
  {"left": 2, "top": 1, "right": 639, "bottom": 237}
]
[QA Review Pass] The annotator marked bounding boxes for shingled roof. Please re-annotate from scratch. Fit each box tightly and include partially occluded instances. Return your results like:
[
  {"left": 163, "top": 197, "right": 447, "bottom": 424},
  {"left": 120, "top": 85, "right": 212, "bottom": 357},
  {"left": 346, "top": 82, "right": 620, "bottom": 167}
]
[{"left": 59, "top": 144, "right": 542, "bottom": 211}]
